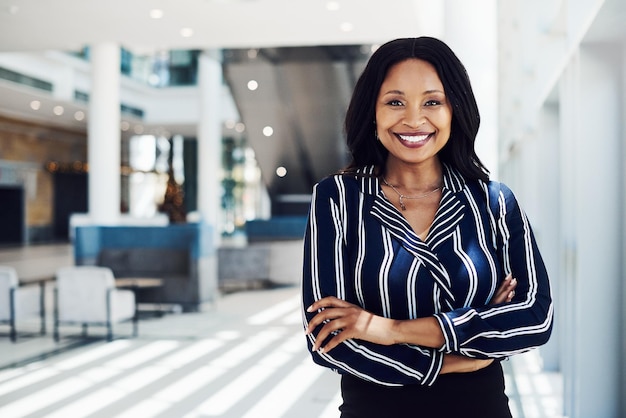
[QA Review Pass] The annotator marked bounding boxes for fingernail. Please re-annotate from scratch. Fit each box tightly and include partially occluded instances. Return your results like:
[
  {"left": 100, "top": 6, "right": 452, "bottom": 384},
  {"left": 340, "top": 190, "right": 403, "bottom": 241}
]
[
  {"left": 306, "top": 305, "right": 314, "bottom": 312},
  {"left": 511, "top": 278, "right": 517, "bottom": 285}
]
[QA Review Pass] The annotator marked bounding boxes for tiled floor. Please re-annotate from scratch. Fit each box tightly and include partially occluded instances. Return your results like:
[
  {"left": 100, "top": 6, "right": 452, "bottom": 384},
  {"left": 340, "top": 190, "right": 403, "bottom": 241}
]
[{"left": 0, "top": 244, "right": 564, "bottom": 417}]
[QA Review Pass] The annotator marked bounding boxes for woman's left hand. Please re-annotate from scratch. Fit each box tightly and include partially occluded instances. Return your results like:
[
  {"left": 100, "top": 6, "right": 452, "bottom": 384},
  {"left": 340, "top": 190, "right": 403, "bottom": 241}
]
[{"left": 305, "top": 296, "right": 393, "bottom": 353}]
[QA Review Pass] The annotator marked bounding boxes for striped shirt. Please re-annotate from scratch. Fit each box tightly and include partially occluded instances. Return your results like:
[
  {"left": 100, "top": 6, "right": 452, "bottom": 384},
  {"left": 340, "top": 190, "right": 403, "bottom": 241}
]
[{"left": 302, "top": 164, "right": 553, "bottom": 386}]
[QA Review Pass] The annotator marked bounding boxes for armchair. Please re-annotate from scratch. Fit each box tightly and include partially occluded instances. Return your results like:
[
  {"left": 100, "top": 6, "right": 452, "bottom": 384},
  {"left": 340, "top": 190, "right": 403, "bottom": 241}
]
[
  {"left": 54, "top": 266, "right": 137, "bottom": 342},
  {"left": 0, "top": 266, "right": 43, "bottom": 342}
]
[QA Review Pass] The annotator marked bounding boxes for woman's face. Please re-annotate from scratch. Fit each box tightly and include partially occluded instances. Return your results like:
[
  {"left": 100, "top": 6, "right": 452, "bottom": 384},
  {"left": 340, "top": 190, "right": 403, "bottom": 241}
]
[{"left": 375, "top": 58, "right": 452, "bottom": 169}]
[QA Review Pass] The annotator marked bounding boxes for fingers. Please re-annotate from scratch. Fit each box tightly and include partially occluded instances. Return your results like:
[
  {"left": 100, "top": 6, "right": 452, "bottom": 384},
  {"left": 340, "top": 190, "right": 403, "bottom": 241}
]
[
  {"left": 311, "top": 320, "right": 348, "bottom": 353},
  {"left": 305, "top": 297, "right": 362, "bottom": 353},
  {"left": 306, "top": 296, "right": 351, "bottom": 313},
  {"left": 305, "top": 307, "right": 341, "bottom": 334},
  {"left": 307, "top": 309, "right": 353, "bottom": 352},
  {"left": 305, "top": 296, "right": 356, "bottom": 336},
  {"left": 491, "top": 274, "right": 518, "bottom": 305}
]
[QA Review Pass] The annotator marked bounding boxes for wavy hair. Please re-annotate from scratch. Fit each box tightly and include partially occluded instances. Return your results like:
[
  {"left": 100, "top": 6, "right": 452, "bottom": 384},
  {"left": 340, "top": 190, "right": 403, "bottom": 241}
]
[{"left": 343, "top": 37, "right": 488, "bottom": 182}]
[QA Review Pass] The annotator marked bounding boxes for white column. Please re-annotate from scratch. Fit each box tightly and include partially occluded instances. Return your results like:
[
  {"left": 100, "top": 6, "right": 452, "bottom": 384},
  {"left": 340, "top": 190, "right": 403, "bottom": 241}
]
[
  {"left": 197, "top": 50, "right": 223, "bottom": 246},
  {"left": 558, "top": 54, "right": 579, "bottom": 418},
  {"left": 196, "top": 50, "right": 223, "bottom": 302},
  {"left": 533, "top": 103, "right": 561, "bottom": 371},
  {"left": 443, "top": 0, "right": 499, "bottom": 179},
  {"left": 561, "top": 44, "right": 623, "bottom": 418},
  {"left": 88, "top": 42, "right": 120, "bottom": 224}
]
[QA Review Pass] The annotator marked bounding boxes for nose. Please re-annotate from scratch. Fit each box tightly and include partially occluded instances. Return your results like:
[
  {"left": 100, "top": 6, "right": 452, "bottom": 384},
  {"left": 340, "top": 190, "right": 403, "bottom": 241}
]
[{"left": 402, "top": 104, "right": 424, "bottom": 128}]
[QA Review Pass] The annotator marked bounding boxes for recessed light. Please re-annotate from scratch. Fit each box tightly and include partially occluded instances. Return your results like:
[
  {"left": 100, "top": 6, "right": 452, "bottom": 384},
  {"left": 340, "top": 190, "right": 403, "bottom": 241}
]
[
  {"left": 276, "top": 166, "right": 287, "bottom": 177},
  {"left": 74, "top": 111, "right": 85, "bottom": 121},
  {"left": 121, "top": 121, "right": 130, "bottom": 131},
  {"left": 149, "top": 9, "right": 164, "bottom": 19},
  {"left": 53, "top": 105, "right": 64, "bottom": 116},
  {"left": 263, "top": 126, "right": 273, "bottom": 137},
  {"left": 247, "top": 80, "right": 258, "bottom": 91},
  {"left": 340, "top": 22, "right": 354, "bottom": 32},
  {"left": 235, "top": 122, "right": 245, "bottom": 133},
  {"left": 30, "top": 100, "right": 41, "bottom": 110},
  {"left": 180, "top": 27, "right": 194, "bottom": 37},
  {"left": 326, "top": 1, "right": 340, "bottom": 11}
]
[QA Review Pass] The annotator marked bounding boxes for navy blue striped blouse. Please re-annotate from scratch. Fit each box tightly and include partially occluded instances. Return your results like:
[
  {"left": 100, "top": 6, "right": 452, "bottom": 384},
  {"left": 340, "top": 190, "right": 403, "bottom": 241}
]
[{"left": 302, "top": 164, "right": 553, "bottom": 386}]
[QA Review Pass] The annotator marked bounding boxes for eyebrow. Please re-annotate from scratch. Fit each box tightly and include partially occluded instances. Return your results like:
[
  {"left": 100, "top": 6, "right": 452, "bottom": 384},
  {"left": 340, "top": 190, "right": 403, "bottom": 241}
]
[{"left": 382, "top": 89, "right": 445, "bottom": 95}]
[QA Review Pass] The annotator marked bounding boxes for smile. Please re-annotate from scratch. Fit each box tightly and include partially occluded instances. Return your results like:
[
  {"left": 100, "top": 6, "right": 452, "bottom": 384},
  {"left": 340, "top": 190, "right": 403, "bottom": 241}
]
[{"left": 397, "top": 133, "right": 431, "bottom": 144}]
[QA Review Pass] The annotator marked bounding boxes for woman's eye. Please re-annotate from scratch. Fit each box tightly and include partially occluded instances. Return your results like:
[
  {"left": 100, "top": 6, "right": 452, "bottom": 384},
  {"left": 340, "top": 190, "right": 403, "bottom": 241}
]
[
  {"left": 387, "top": 99, "right": 403, "bottom": 107},
  {"left": 425, "top": 100, "right": 441, "bottom": 106}
]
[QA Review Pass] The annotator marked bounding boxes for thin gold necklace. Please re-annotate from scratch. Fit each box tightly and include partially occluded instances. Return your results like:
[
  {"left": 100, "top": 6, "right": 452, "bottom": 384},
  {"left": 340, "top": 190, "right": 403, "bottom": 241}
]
[{"left": 382, "top": 177, "right": 441, "bottom": 211}]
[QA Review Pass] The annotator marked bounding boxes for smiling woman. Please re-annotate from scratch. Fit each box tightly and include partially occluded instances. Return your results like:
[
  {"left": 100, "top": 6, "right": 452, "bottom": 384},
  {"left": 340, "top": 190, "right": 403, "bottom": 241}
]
[{"left": 301, "top": 37, "right": 553, "bottom": 418}]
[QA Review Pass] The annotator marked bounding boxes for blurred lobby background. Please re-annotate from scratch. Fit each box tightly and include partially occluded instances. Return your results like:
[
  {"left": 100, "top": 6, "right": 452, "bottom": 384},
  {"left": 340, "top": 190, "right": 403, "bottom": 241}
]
[{"left": 0, "top": 1, "right": 624, "bottom": 417}]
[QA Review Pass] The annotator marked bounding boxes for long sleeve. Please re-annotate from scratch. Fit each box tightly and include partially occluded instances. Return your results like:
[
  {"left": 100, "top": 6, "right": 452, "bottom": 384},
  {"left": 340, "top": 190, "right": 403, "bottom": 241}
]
[
  {"left": 434, "top": 182, "right": 554, "bottom": 358},
  {"left": 302, "top": 176, "right": 444, "bottom": 386}
]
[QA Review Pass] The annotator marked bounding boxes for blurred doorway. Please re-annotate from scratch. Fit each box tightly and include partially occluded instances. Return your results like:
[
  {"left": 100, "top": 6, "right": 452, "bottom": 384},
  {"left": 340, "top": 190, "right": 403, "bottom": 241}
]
[{"left": 0, "top": 186, "right": 24, "bottom": 245}]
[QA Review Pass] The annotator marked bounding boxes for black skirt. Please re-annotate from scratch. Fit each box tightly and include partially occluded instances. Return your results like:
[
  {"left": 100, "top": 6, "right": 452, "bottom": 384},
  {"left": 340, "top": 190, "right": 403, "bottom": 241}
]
[{"left": 339, "top": 361, "right": 512, "bottom": 418}]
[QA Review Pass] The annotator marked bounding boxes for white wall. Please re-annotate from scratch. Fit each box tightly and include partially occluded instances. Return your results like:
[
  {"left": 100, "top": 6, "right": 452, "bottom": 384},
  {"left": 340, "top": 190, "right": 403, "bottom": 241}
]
[{"left": 498, "top": 1, "right": 626, "bottom": 416}]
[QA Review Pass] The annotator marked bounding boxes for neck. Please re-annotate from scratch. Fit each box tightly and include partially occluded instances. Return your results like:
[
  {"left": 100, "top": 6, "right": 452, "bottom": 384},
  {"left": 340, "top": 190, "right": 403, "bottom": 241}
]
[{"left": 384, "top": 159, "right": 443, "bottom": 191}]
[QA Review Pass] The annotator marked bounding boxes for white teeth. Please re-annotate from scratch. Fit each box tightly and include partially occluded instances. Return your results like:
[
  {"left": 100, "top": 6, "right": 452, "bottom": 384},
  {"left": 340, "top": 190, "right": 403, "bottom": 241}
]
[{"left": 399, "top": 134, "right": 429, "bottom": 143}]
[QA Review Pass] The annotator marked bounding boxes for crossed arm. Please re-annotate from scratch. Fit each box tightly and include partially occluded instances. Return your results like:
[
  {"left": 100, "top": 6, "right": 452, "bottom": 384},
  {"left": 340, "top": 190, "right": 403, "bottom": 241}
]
[{"left": 305, "top": 274, "right": 518, "bottom": 374}]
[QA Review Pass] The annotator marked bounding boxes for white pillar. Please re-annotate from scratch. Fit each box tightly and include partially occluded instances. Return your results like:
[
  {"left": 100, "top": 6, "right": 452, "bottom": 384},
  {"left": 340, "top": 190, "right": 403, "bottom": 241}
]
[
  {"left": 196, "top": 50, "right": 223, "bottom": 302},
  {"left": 443, "top": 0, "right": 499, "bottom": 179},
  {"left": 88, "top": 42, "right": 121, "bottom": 224},
  {"left": 533, "top": 103, "right": 561, "bottom": 371},
  {"left": 561, "top": 44, "right": 623, "bottom": 418},
  {"left": 197, "top": 50, "right": 223, "bottom": 246}
]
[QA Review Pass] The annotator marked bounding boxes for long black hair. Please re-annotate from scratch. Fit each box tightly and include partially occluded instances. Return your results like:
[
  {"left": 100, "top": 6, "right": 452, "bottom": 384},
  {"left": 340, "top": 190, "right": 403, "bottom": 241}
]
[{"left": 343, "top": 37, "right": 488, "bottom": 182}]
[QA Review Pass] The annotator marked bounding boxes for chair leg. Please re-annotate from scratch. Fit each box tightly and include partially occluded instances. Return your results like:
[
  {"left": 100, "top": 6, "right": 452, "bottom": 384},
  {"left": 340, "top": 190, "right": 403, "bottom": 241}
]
[
  {"left": 53, "top": 287, "right": 59, "bottom": 342},
  {"left": 39, "top": 281, "right": 46, "bottom": 335},
  {"left": 9, "top": 288, "right": 16, "bottom": 342},
  {"left": 132, "top": 316, "right": 138, "bottom": 338},
  {"left": 106, "top": 289, "right": 114, "bottom": 342},
  {"left": 9, "top": 318, "right": 16, "bottom": 343}
]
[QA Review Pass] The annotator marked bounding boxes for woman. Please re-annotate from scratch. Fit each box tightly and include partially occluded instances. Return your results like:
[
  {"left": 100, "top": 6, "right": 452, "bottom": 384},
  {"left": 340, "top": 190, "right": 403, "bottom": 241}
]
[{"left": 302, "top": 37, "right": 553, "bottom": 417}]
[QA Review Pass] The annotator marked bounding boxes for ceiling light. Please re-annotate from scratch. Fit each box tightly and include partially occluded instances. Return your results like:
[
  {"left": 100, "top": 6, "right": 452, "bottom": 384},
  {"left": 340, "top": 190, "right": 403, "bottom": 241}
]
[
  {"left": 247, "top": 80, "right": 258, "bottom": 91},
  {"left": 340, "top": 22, "right": 354, "bottom": 32},
  {"left": 53, "top": 105, "right": 64, "bottom": 116},
  {"left": 276, "top": 166, "right": 287, "bottom": 177},
  {"left": 262, "top": 126, "right": 273, "bottom": 137},
  {"left": 74, "top": 111, "right": 85, "bottom": 121},
  {"left": 134, "top": 125, "right": 145, "bottom": 134},
  {"left": 326, "top": 1, "right": 340, "bottom": 11},
  {"left": 149, "top": 9, "right": 164, "bottom": 19},
  {"left": 180, "top": 28, "right": 194, "bottom": 38},
  {"left": 247, "top": 49, "right": 258, "bottom": 59},
  {"left": 30, "top": 100, "right": 41, "bottom": 110},
  {"left": 121, "top": 121, "right": 130, "bottom": 131},
  {"left": 235, "top": 122, "right": 245, "bottom": 133}
]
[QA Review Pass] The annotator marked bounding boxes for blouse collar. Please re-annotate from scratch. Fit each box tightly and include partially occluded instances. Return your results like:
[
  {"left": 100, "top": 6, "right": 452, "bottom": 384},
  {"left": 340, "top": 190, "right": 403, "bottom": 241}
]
[{"left": 354, "top": 163, "right": 467, "bottom": 196}]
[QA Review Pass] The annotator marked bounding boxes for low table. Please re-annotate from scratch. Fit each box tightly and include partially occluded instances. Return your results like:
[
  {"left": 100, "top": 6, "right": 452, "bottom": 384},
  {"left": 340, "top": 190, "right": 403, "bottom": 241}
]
[{"left": 115, "top": 278, "right": 180, "bottom": 316}]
